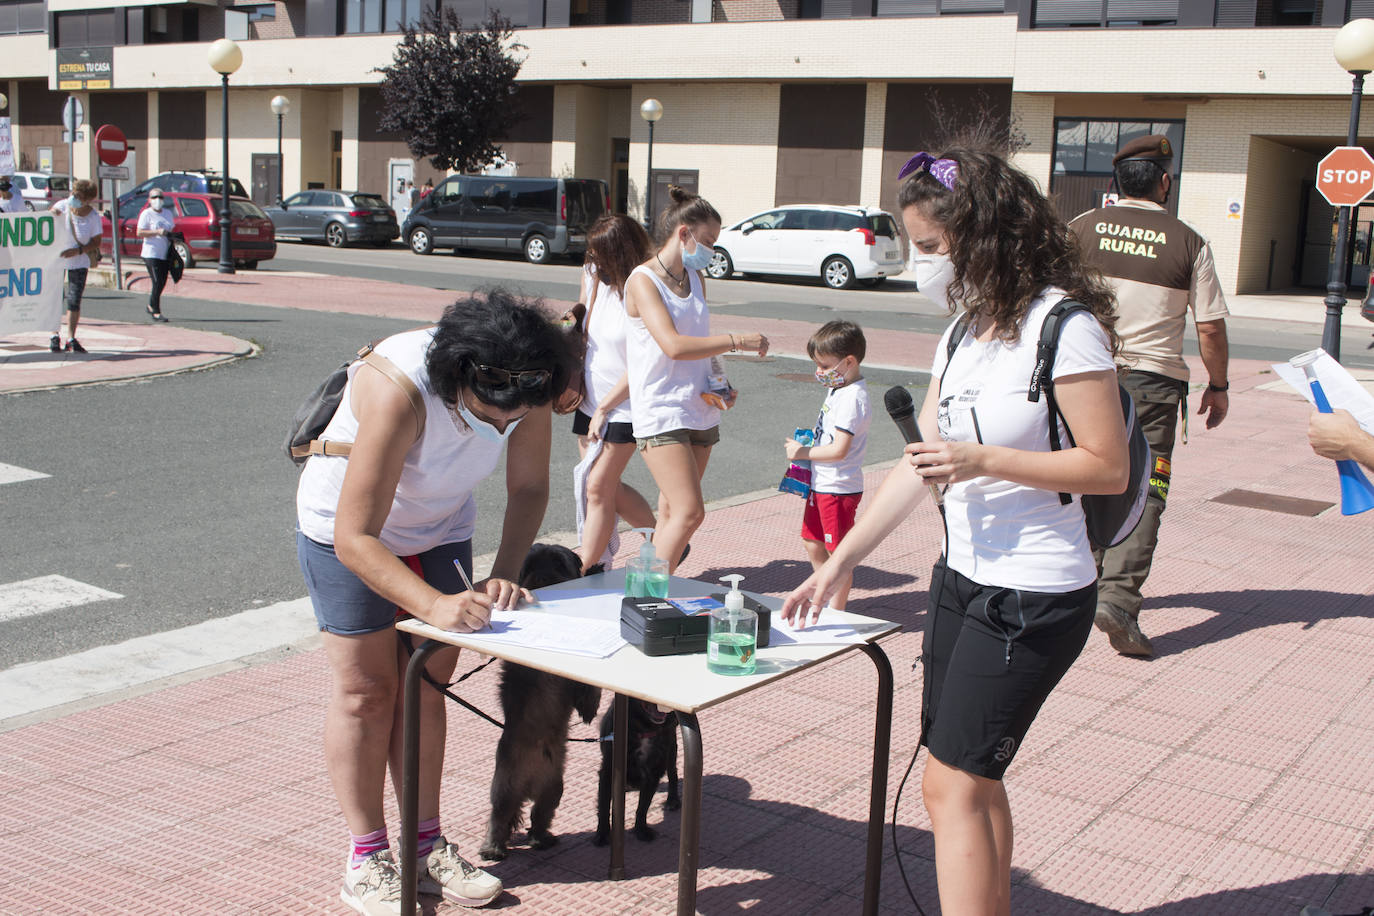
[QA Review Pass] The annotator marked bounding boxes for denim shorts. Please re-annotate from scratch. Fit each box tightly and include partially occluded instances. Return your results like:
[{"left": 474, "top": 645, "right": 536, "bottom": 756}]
[{"left": 296, "top": 531, "right": 473, "bottom": 635}]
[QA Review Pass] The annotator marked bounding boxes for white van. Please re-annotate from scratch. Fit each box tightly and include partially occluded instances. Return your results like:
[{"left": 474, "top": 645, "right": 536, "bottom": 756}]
[{"left": 707, "top": 204, "right": 903, "bottom": 289}]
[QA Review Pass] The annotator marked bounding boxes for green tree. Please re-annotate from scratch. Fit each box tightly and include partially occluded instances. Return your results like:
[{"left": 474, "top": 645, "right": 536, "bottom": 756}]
[{"left": 375, "top": 9, "right": 525, "bottom": 173}]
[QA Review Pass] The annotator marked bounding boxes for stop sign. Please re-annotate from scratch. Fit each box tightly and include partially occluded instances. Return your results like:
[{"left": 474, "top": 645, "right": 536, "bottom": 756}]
[
  {"left": 94, "top": 124, "right": 128, "bottom": 167},
  {"left": 1317, "top": 146, "right": 1374, "bottom": 206}
]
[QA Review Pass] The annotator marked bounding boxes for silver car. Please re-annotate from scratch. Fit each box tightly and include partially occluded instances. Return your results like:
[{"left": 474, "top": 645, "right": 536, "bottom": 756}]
[{"left": 264, "top": 190, "right": 399, "bottom": 248}]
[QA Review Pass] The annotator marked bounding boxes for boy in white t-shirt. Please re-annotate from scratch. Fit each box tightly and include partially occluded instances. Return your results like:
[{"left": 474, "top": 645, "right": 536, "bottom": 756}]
[{"left": 784, "top": 321, "right": 871, "bottom": 611}]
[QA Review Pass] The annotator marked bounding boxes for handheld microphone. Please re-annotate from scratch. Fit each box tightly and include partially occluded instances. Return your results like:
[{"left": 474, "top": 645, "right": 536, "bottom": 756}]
[{"left": 883, "top": 385, "right": 944, "bottom": 509}]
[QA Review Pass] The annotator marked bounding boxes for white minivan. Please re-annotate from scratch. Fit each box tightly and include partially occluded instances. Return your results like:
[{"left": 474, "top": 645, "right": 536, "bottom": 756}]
[{"left": 706, "top": 204, "right": 903, "bottom": 289}]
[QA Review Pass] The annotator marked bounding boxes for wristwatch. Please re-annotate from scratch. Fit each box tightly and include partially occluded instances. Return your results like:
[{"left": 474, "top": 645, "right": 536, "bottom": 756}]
[{"left": 1207, "top": 381, "right": 1229, "bottom": 393}]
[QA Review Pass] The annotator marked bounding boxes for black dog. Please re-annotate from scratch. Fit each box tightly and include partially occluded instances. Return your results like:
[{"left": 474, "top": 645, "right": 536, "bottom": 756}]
[
  {"left": 478, "top": 544, "right": 603, "bottom": 861},
  {"left": 593, "top": 697, "right": 681, "bottom": 845}
]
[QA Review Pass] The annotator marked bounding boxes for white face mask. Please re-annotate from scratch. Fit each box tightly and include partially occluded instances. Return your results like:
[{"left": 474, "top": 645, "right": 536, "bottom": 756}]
[
  {"left": 455, "top": 393, "right": 522, "bottom": 444},
  {"left": 912, "top": 253, "right": 956, "bottom": 308},
  {"left": 150, "top": 197, "right": 164, "bottom": 211}
]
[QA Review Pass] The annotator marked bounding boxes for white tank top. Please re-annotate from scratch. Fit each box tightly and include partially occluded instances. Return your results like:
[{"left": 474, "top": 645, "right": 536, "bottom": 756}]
[
  {"left": 625, "top": 264, "right": 719, "bottom": 437},
  {"left": 580, "top": 266, "right": 632, "bottom": 424},
  {"left": 295, "top": 327, "right": 507, "bottom": 556}
]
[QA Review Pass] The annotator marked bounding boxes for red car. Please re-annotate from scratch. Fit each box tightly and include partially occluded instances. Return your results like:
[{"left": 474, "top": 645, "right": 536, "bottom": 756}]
[{"left": 101, "top": 190, "right": 276, "bottom": 270}]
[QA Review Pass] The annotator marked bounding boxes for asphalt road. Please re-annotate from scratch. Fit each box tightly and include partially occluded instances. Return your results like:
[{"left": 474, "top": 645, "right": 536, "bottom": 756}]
[{"left": 4, "top": 240, "right": 1371, "bottom": 670}]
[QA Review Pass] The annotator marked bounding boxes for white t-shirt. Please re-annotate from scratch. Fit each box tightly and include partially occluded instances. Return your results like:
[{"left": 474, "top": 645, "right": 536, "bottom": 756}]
[
  {"left": 931, "top": 291, "right": 1116, "bottom": 593},
  {"left": 138, "top": 206, "right": 177, "bottom": 259},
  {"left": 52, "top": 198, "right": 102, "bottom": 270},
  {"left": 625, "top": 265, "right": 719, "bottom": 437},
  {"left": 809, "top": 378, "right": 870, "bottom": 494},
  {"left": 296, "top": 327, "right": 509, "bottom": 557},
  {"left": 580, "top": 265, "right": 632, "bottom": 424}
]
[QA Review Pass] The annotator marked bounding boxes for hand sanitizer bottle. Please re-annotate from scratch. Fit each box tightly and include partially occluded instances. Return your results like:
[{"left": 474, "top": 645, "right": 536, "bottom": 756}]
[
  {"left": 707, "top": 574, "right": 756, "bottom": 675},
  {"left": 624, "top": 528, "right": 669, "bottom": 599}
]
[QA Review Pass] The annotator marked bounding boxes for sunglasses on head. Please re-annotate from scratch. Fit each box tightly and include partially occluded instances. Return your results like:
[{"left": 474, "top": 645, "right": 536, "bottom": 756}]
[
  {"left": 474, "top": 364, "right": 551, "bottom": 390},
  {"left": 897, "top": 152, "right": 959, "bottom": 191}
]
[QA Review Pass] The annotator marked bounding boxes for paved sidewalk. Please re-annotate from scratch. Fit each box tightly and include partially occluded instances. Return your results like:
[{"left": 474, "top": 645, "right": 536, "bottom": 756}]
[{"left": 2, "top": 270, "right": 1372, "bottom": 914}]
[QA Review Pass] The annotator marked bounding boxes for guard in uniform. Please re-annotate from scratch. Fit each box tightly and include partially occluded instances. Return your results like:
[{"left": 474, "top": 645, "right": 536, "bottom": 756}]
[{"left": 1069, "top": 135, "right": 1231, "bottom": 657}]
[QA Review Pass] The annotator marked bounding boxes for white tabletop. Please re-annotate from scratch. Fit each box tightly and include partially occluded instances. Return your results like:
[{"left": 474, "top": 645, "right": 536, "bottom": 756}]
[{"left": 396, "top": 568, "right": 900, "bottom": 715}]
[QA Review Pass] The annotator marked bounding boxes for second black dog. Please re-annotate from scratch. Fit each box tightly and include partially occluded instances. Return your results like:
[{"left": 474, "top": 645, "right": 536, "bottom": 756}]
[
  {"left": 593, "top": 697, "right": 681, "bottom": 845},
  {"left": 478, "top": 544, "right": 603, "bottom": 861}
]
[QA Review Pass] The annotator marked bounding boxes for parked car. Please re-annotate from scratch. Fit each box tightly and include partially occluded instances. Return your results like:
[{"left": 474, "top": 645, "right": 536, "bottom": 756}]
[
  {"left": 401, "top": 175, "right": 608, "bottom": 264},
  {"left": 706, "top": 204, "right": 903, "bottom": 289},
  {"left": 99, "top": 190, "right": 276, "bottom": 270},
  {"left": 263, "top": 190, "right": 398, "bottom": 248},
  {"left": 9, "top": 172, "right": 72, "bottom": 211},
  {"left": 118, "top": 170, "right": 248, "bottom": 210}
]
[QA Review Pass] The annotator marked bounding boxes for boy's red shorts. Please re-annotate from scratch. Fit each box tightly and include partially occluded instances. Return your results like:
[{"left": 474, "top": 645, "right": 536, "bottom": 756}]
[{"left": 801, "top": 491, "right": 862, "bottom": 549}]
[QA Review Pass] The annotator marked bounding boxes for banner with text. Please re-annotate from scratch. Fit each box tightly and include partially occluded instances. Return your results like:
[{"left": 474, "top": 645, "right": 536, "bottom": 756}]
[{"left": 0, "top": 212, "right": 64, "bottom": 338}]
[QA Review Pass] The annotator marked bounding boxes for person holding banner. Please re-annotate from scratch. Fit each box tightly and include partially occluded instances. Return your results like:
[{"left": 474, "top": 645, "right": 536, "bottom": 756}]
[{"left": 50, "top": 179, "right": 102, "bottom": 353}]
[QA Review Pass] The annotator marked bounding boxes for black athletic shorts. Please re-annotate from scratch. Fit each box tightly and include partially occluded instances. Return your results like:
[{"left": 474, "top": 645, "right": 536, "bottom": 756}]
[
  {"left": 571, "top": 408, "right": 635, "bottom": 445},
  {"left": 920, "top": 558, "right": 1096, "bottom": 779}
]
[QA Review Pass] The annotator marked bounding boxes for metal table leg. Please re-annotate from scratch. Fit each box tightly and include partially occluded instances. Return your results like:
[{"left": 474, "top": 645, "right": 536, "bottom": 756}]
[
  {"left": 860, "top": 642, "right": 894, "bottom": 916},
  {"left": 400, "top": 638, "right": 442, "bottom": 916},
  {"left": 609, "top": 693, "right": 628, "bottom": 879},
  {"left": 676, "top": 711, "right": 703, "bottom": 916}
]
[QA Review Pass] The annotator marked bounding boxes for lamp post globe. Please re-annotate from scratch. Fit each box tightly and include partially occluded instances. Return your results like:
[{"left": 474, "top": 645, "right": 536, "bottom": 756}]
[
  {"left": 639, "top": 98, "right": 663, "bottom": 233},
  {"left": 0, "top": 92, "right": 8, "bottom": 111},
  {"left": 208, "top": 38, "right": 241, "bottom": 274},
  {"left": 1323, "top": 20, "right": 1374, "bottom": 361},
  {"left": 270, "top": 95, "right": 290, "bottom": 207}
]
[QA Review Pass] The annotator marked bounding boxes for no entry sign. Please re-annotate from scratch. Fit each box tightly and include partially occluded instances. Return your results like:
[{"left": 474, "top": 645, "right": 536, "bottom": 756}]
[
  {"left": 1317, "top": 146, "right": 1374, "bottom": 207},
  {"left": 94, "top": 124, "right": 128, "bottom": 167}
]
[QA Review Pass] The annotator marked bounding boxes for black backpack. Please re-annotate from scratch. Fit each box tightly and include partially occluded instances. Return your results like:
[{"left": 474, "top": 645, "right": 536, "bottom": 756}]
[
  {"left": 284, "top": 343, "right": 425, "bottom": 466},
  {"left": 944, "top": 299, "right": 1149, "bottom": 549}
]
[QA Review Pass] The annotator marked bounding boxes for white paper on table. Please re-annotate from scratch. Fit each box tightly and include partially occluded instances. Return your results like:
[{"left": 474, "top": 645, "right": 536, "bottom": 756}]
[
  {"left": 458, "top": 607, "right": 626, "bottom": 658},
  {"left": 526, "top": 588, "right": 623, "bottom": 622},
  {"left": 1273, "top": 349, "right": 1374, "bottom": 433},
  {"left": 769, "top": 613, "right": 870, "bottom": 646}
]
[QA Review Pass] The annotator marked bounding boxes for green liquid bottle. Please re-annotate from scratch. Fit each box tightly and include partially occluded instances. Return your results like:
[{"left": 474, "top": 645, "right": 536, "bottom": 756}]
[
  {"left": 707, "top": 574, "right": 756, "bottom": 675},
  {"left": 625, "top": 528, "right": 669, "bottom": 599}
]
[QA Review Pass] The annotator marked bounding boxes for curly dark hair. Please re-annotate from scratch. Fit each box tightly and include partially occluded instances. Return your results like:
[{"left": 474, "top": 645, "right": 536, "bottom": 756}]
[
  {"left": 897, "top": 146, "right": 1120, "bottom": 353},
  {"left": 586, "top": 214, "right": 653, "bottom": 296},
  {"left": 426, "top": 288, "right": 578, "bottom": 412}
]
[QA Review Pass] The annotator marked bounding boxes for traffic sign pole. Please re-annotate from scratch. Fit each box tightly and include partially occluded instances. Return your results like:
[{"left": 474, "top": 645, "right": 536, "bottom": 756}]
[
  {"left": 1321, "top": 76, "right": 1371, "bottom": 363},
  {"left": 94, "top": 125, "right": 130, "bottom": 290}
]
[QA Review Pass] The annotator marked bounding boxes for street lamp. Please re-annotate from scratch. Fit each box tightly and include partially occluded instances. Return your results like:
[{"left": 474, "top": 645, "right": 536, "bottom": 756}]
[
  {"left": 208, "top": 38, "right": 242, "bottom": 275},
  {"left": 1323, "top": 19, "right": 1374, "bottom": 361},
  {"left": 270, "top": 94, "right": 290, "bottom": 207},
  {"left": 639, "top": 98, "right": 663, "bottom": 233},
  {"left": 0, "top": 92, "right": 8, "bottom": 111}
]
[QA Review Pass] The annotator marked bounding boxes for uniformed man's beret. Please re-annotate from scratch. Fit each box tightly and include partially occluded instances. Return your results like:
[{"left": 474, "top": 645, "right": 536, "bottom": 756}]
[{"left": 1113, "top": 134, "right": 1173, "bottom": 166}]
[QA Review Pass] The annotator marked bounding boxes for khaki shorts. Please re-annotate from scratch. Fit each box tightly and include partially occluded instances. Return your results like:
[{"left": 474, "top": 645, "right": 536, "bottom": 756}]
[{"left": 636, "top": 425, "right": 721, "bottom": 451}]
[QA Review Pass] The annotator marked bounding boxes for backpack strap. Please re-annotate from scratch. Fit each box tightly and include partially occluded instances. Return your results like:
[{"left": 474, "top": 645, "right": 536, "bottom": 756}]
[
  {"left": 1034, "top": 298, "right": 1092, "bottom": 507},
  {"left": 944, "top": 311, "right": 973, "bottom": 364},
  {"left": 299, "top": 344, "right": 426, "bottom": 460}
]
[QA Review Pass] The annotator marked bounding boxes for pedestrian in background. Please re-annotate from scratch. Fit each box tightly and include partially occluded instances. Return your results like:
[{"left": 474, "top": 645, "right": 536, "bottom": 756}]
[
  {"left": 571, "top": 213, "right": 657, "bottom": 573},
  {"left": 1069, "top": 135, "right": 1230, "bottom": 658},
  {"left": 623, "top": 186, "right": 769, "bottom": 572},
  {"left": 785, "top": 145, "right": 1128, "bottom": 915},
  {"left": 0, "top": 176, "right": 24, "bottom": 213},
  {"left": 136, "top": 190, "right": 176, "bottom": 322},
  {"left": 50, "top": 178, "right": 102, "bottom": 353}
]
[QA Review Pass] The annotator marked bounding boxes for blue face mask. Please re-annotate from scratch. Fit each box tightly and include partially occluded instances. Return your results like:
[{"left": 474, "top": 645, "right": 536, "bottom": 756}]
[
  {"left": 681, "top": 230, "right": 715, "bottom": 272},
  {"left": 456, "top": 393, "right": 522, "bottom": 443}
]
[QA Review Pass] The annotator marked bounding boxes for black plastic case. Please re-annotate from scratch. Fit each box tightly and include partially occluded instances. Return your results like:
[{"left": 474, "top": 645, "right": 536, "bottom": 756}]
[{"left": 620, "top": 594, "right": 772, "bottom": 657}]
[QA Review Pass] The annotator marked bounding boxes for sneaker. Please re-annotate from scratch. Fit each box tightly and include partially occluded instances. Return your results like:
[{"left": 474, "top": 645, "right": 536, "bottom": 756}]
[
  {"left": 340, "top": 849, "right": 402, "bottom": 916},
  {"left": 65, "top": 339, "right": 86, "bottom": 354},
  {"left": 420, "top": 836, "right": 502, "bottom": 908},
  {"left": 49, "top": 335, "right": 60, "bottom": 352},
  {"left": 1094, "top": 604, "right": 1154, "bottom": 658}
]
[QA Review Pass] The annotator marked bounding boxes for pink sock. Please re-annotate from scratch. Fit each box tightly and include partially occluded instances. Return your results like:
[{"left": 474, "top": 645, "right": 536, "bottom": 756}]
[
  {"left": 417, "top": 816, "right": 442, "bottom": 859},
  {"left": 350, "top": 827, "right": 389, "bottom": 865}
]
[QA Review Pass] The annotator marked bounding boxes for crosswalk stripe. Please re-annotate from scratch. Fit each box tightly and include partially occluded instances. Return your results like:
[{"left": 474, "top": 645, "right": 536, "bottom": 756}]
[
  {"left": 0, "top": 575, "right": 122, "bottom": 623},
  {"left": 0, "top": 462, "right": 49, "bottom": 486}
]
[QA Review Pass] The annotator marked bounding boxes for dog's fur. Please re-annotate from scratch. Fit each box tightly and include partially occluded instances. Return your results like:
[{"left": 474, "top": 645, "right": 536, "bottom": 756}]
[
  {"left": 478, "top": 544, "right": 603, "bottom": 861},
  {"left": 593, "top": 697, "right": 681, "bottom": 845}
]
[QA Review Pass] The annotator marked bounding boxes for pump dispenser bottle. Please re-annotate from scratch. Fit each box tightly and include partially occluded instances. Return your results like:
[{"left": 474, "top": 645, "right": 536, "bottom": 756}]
[
  {"left": 624, "top": 528, "right": 669, "bottom": 599},
  {"left": 707, "top": 574, "right": 756, "bottom": 675}
]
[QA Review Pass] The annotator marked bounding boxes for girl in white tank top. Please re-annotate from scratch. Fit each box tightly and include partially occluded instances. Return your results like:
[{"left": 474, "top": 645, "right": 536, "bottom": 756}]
[{"left": 623, "top": 186, "right": 769, "bottom": 573}]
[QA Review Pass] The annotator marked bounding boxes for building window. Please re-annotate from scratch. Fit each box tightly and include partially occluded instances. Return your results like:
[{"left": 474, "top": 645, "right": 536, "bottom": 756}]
[
  {"left": 1033, "top": 0, "right": 1178, "bottom": 27},
  {"left": 55, "top": 8, "right": 118, "bottom": 46},
  {"left": 1050, "top": 117, "right": 1185, "bottom": 216},
  {"left": 0, "top": 0, "right": 45, "bottom": 35},
  {"left": 342, "top": 0, "right": 423, "bottom": 32}
]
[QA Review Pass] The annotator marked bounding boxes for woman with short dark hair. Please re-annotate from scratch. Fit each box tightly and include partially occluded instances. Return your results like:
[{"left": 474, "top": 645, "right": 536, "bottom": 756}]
[{"left": 296, "top": 289, "right": 575, "bottom": 914}]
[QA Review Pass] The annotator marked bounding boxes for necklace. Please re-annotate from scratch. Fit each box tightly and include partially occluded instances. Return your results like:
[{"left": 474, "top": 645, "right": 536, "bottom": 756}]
[{"left": 656, "top": 253, "right": 686, "bottom": 288}]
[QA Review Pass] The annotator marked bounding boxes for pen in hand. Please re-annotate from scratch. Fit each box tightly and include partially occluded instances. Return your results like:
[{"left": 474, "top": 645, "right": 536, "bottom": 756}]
[{"left": 452, "top": 559, "right": 493, "bottom": 631}]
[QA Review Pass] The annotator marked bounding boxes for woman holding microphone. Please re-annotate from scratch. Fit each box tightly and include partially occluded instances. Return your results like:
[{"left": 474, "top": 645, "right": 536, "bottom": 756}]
[{"left": 784, "top": 146, "right": 1127, "bottom": 916}]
